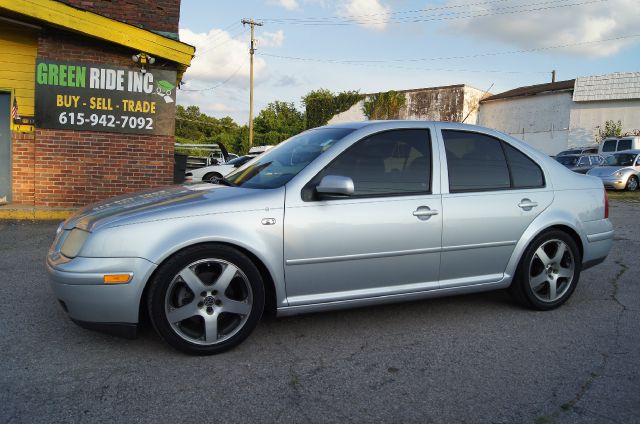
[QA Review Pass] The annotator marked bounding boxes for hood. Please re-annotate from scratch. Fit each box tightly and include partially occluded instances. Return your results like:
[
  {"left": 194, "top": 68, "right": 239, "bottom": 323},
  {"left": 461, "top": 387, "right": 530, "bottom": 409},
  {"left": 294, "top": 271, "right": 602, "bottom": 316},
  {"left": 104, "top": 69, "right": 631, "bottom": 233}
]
[
  {"left": 588, "top": 166, "right": 631, "bottom": 176},
  {"left": 63, "top": 184, "right": 270, "bottom": 232}
]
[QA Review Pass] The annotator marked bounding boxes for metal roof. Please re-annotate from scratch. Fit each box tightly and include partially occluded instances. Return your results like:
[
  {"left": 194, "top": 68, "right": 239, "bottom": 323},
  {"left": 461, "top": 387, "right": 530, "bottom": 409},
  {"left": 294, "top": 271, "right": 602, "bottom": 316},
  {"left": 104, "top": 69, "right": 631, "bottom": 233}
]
[
  {"left": 573, "top": 72, "right": 640, "bottom": 102},
  {"left": 480, "top": 79, "right": 575, "bottom": 103}
]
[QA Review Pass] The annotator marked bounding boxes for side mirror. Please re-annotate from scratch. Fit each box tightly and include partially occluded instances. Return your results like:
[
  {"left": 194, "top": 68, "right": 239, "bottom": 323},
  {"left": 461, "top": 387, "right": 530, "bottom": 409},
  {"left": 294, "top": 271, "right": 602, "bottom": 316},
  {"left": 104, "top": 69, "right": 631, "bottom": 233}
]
[{"left": 316, "top": 175, "right": 354, "bottom": 198}]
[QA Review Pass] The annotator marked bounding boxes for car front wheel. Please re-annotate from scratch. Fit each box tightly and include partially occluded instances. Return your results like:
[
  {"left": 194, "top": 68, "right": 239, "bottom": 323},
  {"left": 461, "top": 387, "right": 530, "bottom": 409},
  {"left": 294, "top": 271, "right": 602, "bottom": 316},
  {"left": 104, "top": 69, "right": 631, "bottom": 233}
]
[
  {"left": 148, "top": 244, "right": 264, "bottom": 355},
  {"left": 510, "top": 230, "right": 581, "bottom": 310}
]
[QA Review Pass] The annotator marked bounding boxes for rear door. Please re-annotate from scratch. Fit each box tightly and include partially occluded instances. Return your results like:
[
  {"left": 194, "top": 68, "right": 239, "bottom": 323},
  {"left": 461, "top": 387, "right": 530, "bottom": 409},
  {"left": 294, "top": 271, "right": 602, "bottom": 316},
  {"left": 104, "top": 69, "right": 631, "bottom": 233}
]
[{"left": 438, "top": 128, "right": 553, "bottom": 287}]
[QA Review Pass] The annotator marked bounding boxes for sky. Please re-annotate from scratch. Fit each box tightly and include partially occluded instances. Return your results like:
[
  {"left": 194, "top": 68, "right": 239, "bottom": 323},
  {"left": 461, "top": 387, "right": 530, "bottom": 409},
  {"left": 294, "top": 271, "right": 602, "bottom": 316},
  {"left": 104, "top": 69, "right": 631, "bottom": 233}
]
[{"left": 177, "top": 0, "right": 640, "bottom": 124}]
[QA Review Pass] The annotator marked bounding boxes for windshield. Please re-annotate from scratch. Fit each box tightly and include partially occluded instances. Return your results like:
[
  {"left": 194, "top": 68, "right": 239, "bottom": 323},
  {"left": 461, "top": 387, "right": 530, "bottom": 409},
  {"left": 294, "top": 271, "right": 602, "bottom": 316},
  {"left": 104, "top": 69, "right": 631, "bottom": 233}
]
[
  {"left": 605, "top": 153, "right": 638, "bottom": 167},
  {"left": 226, "top": 155, "right": 253, "bottom": 165},
  {"left": 225, "top": 128, "right": 355, "bottom": 189},
  {"left": 556, "top": 156, "right": 578, "bottom": 166}
]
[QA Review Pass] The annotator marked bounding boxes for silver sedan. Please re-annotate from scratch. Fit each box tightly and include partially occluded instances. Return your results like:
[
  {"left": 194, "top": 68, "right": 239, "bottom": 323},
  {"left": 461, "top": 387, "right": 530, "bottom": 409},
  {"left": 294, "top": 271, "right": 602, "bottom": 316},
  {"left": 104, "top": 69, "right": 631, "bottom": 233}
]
[
  {"left": 587, "top": 150, "right": 640, "bottom": 191},
  {"left": 47, "top": 121, "right": 613, "bottom": 355}
]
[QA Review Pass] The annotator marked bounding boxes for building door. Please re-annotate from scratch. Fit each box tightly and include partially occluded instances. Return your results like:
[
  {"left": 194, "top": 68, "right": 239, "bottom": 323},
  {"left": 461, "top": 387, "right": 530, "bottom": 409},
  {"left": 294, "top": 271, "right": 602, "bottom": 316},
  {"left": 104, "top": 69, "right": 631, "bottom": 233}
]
[{"left": 0, "top": 93, "right": 11, "bottom": 203}]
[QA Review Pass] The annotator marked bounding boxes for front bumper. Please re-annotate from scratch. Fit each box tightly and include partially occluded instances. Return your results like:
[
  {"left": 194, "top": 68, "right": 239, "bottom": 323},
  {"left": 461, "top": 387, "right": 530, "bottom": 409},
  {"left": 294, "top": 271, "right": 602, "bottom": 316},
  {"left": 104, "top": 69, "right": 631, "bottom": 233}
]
[
  {"left": 596, "top": 175, "right": 628, "bottom": 190},
  {"left": 47, "top": 254, "right": 157, "bottom": 328}
]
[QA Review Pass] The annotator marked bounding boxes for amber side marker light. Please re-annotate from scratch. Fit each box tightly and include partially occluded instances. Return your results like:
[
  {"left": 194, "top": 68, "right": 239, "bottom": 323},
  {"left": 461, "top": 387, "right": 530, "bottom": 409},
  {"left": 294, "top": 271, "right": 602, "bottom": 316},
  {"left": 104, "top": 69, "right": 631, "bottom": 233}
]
[{"left": 103, "top": 274, "right": 132, "bottom": 284}]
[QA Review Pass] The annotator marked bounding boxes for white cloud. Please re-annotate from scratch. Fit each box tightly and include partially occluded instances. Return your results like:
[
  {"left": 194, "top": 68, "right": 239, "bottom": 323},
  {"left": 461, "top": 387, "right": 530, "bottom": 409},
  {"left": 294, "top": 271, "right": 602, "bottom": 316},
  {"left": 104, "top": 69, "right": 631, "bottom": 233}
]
[
  {"left": 277, "top": 0, "right": 299, "bottom": 10},
  {"left": 446, "top": 0, "right": 640, "bottom": 57},
  {"left": 259, "top": 30, "right": 285, "bottom": 48},
  {"left": 179, "top": 27, "right": 266, "bottom": 88},
  {"left": 336, "top": 0, "right": 391, "bottom": 31}
]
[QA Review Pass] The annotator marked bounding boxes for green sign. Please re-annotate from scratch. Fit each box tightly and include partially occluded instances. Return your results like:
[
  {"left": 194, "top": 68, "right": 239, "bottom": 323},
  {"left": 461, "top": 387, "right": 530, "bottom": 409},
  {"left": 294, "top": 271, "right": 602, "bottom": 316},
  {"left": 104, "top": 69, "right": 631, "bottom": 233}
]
[{"left": 35, "top": 59, "right": 177, "bottom": 135}]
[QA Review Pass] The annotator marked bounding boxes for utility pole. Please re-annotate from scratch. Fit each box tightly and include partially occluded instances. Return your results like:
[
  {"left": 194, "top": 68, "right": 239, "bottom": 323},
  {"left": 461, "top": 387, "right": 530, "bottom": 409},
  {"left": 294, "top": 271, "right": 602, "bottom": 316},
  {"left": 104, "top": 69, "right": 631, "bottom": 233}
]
[{"left": 242, "top": 18, "right": 263, "bottom": 147}]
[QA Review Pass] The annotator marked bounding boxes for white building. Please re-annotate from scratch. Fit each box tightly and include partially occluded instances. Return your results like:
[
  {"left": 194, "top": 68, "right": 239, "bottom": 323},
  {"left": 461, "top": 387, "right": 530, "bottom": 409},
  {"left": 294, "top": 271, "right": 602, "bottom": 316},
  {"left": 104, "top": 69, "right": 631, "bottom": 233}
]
[
  {"left": 478, "top": 72, "right": 640, "bottom": 155},
  {"left": 569, "top": 72, "right": 640, "bottom": 146},
  {"left": 477, "top": 80, "right": 574, "bottom": 155},
  {"left": 329, "top": 84, "right": 487, "bottom": 125}
]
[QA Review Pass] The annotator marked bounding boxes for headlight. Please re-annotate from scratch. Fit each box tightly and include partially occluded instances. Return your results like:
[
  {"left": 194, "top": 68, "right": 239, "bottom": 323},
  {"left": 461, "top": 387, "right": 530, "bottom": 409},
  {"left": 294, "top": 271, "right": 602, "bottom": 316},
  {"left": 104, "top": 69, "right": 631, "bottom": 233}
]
[
  {"left": 60, "top": 228, "right": 90, "bottom": 258},
  {"left": 613, "top": 171, "right": 623, "bottom": 178}
]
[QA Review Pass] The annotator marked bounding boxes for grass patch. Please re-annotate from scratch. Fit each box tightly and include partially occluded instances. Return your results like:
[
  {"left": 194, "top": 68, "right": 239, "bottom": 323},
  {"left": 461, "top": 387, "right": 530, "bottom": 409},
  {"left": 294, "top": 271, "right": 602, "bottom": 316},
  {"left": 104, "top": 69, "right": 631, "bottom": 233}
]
[{"left": 606, "top": 190, "right": 640, "bottom": 202}]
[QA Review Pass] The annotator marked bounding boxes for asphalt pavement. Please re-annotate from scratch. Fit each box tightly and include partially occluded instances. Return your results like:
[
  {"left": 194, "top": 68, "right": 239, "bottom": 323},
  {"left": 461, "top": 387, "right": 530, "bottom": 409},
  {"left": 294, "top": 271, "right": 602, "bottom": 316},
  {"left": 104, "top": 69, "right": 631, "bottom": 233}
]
[{"left": 1, "top": 201, "right": 638, "bottom": 423}]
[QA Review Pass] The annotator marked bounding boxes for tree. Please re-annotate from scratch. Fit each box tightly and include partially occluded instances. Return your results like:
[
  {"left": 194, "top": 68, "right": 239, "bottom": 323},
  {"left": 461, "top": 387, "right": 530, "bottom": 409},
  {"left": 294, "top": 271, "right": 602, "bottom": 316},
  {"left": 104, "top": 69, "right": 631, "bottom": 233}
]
[
  {"left": 302, "top": 89, "right": 362, "bottom": 129},
  {"left": 362, "top": 91, "right": 406, "bottom": 120},
  {"left": 596, "top": 120, "right": 623, "bottom": 143},
  {"left": 253, "top": 101, "right": 305, "bottom": 145}
]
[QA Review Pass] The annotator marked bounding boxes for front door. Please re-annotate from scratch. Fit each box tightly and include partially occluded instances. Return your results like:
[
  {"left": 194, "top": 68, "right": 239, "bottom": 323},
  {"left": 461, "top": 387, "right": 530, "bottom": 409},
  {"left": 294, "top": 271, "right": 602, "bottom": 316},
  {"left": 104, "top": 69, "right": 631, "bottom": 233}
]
[
  {"left": 283, "top": 128, "right": 442, "bottom": 306},
  {"left": 0, "top": 93, "right": 11, "bottom": 203}
]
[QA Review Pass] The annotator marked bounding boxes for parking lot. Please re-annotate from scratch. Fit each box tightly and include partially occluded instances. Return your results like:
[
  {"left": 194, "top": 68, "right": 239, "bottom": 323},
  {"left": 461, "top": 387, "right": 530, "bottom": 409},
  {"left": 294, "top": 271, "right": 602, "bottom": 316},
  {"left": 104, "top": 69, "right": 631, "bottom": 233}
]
[{"left": 1, "top": 201, "right": 638, "bottom": 423}]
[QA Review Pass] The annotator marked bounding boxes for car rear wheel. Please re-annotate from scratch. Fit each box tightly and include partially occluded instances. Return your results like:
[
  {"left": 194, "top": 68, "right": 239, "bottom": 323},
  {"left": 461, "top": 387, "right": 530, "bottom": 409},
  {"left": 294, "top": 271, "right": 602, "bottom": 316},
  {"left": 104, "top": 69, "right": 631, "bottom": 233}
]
[
  {"left": 626, "top": 175, "right": 638, "bottom": 192},
  {"left": 147, "top": 244, "right": 264, "bottom": 355},
  {"left": 510, "top": 230, "right": 581, "bottom": 310}
]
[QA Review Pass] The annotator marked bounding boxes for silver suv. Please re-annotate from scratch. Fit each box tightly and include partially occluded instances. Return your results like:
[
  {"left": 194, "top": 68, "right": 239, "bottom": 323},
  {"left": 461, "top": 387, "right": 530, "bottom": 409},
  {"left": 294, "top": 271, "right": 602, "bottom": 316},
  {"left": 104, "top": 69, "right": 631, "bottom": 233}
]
[{"left": 48, "top": 121, "right": 613, "bottom": 355}]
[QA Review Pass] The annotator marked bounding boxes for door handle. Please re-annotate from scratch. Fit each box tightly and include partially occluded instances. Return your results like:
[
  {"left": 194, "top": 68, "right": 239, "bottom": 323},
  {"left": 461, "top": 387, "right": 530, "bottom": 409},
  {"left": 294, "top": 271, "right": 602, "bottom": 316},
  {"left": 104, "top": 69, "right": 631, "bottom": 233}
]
[
  {"left": 413, "top": 206, "right": 439, "bottom": 220},
  {"left": 518, "top": 198, "right": 538, "bottom": 211}
]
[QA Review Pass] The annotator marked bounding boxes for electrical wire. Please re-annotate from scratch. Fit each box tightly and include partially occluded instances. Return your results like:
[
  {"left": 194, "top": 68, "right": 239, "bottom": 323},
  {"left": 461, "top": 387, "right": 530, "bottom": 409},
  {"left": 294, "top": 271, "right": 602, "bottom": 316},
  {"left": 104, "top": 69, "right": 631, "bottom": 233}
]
[
  {"left": 179, "top": 60, "right": 247, "bottom": 92},
  {"left": 257, "top": 33, "right": 640, "bottom": 64},
  {"left": 258, "top": 0, "right": 608, "bottom": 26},
  {"left": 194, "top": 27, "right": 249, "bottom": 57}
]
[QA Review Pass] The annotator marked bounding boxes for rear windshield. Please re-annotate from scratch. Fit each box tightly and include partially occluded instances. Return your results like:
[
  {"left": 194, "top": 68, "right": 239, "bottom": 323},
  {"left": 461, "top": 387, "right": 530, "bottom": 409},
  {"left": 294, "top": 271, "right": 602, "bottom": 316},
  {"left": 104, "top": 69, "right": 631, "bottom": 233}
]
[{"left": 556, "top": 156, "right": 578, "bottom": 166}]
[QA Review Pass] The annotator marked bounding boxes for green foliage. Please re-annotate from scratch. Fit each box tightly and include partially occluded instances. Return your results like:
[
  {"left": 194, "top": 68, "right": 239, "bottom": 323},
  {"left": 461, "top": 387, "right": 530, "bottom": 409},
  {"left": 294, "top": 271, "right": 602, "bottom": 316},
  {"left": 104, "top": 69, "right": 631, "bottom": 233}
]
[
  {"left": 596, "top": 120, "right": 623, "bottom": 143},
  {"left": 302, "top": 89, "right": 362, "bottom": 129},
  {"left": 362, "top": 91, "right": 407, "bottom": 120},
  {"left": 253, "top": 101, "right": 305, "bottom": 145},
  {"left": 175, "top": 105, "right": 248, "bottom": 154}
]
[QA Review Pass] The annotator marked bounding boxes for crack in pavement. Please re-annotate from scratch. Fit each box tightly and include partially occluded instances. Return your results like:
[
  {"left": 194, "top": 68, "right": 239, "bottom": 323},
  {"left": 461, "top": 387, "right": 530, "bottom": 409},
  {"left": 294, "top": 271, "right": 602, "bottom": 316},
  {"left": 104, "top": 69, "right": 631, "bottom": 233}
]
[{"left": 536, "top": 259, "right": 629, "bottom": 423}]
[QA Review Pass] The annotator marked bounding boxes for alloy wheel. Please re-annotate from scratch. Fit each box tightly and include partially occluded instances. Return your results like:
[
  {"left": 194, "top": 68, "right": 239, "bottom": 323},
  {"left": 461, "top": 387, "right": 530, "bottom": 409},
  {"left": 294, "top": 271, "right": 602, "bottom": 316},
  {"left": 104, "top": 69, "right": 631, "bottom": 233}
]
[
  {"left": 528, "top": 239, "right": 575, "bottom": 303},
  {"left": 164, "top": 258, "right": 253, "bottom": 345}
]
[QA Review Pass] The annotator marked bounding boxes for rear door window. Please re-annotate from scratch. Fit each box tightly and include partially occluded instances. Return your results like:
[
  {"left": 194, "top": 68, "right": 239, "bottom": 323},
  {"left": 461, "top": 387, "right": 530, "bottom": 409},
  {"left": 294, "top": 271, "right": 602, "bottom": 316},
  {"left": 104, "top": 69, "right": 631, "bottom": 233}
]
[{"left": 443, "top": 130, "right": 544, "bottom": 192}]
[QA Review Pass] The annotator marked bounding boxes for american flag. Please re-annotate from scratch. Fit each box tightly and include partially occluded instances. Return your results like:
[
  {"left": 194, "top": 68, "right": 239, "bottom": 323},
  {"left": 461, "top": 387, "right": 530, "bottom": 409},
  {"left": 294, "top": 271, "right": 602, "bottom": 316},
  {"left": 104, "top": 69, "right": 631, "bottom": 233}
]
[{"left": 11, "top": 97, "right": 19, "bottom": 120}]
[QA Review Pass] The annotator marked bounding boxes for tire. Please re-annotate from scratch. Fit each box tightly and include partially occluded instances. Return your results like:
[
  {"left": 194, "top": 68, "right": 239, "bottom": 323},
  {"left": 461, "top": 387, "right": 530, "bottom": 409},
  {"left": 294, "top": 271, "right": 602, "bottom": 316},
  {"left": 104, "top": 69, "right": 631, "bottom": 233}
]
[
  {"left": 509, "top": 230, "right": 581, "bottom": 311},
  {"left": 626, "top": 175, "right": 638, "bottom": 192},
  {"left": 147, "top": 244, "right": 265, "bottom": 355},
  {"left": 202, "top": 172, "right": 222, "bottom": 183}
]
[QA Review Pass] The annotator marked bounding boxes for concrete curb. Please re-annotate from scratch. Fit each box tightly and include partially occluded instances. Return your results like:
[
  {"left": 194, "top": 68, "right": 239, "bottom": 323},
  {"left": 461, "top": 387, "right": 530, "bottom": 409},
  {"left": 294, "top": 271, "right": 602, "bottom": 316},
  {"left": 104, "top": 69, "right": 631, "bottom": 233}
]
[{"left": 0, "top": 207, "right": 74, "bottom": 221}]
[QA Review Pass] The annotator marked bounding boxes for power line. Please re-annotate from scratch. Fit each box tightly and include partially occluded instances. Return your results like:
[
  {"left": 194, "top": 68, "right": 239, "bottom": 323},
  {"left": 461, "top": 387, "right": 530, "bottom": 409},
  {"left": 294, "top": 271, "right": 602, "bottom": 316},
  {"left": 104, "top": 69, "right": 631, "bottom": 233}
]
[
  {"left": 179, "top": 60, "right": 247, "bottom": 92},
  {"left": 258, "top": 0, "right": 608, "bottom": 26},
  {"left": 258, "top": 33, "right": 640, "bottom": 65},
  {"left": 261, "top": 0, "right": 518, "bottom": 21},
  {"left": 195, "top": 27, "right": 249, "bottom": 57}
]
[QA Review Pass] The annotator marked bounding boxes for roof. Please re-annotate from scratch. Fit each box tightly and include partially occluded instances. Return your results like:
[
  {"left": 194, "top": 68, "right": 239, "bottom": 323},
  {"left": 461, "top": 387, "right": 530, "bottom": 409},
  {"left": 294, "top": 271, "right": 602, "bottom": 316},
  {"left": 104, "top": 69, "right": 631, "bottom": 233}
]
[
  {"left": 0, "top": 0, "right": 194, "bottom": 75},
  {"left": 481, "top": 79, "right": 575, "bottom": 103},
  {"left": 365, "top": 84, "right": 487, "bottom": 97},
  {"left": 573, "top": 72, "right": 640, "bottom": 102}
]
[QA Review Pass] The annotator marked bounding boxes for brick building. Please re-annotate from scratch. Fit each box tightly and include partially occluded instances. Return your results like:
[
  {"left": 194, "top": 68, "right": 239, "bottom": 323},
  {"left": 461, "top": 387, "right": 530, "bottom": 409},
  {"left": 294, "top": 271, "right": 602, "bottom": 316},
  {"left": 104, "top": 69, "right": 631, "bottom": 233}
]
[{"left": 0, "top": 0, "right": 194, "bottom": 208}]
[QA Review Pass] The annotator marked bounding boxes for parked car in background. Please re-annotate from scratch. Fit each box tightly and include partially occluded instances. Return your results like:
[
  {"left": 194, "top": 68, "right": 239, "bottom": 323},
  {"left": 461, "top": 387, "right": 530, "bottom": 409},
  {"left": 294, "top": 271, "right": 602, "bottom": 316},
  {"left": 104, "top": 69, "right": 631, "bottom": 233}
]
[
  {"left": 47, "top": 121, "right": 612, "bottom": 355},
  {"left": 185, "top": 155, "right": 256, "bottom": 183},
  {"left": 248, "top": 145, "right": 274, "bottom": 155},
  {"left": 599, "top": 136, "right": 640, "bottom": 156},
  {"left": 555, "top": 154, "right": 604, "bottom": 174},
  {"left": 587, "top": 150, "right": 640, "bottom": 191},
  {"left": 556, "top": 146, "right": 599, "bottom": 157}
]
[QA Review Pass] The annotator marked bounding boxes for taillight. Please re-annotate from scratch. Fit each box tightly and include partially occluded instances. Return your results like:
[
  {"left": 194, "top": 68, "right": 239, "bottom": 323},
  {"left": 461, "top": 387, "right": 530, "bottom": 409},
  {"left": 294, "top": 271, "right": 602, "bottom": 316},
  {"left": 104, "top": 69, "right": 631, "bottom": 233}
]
[{"left": 604, "top": 187, "right": 609, "bottom": 219}]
